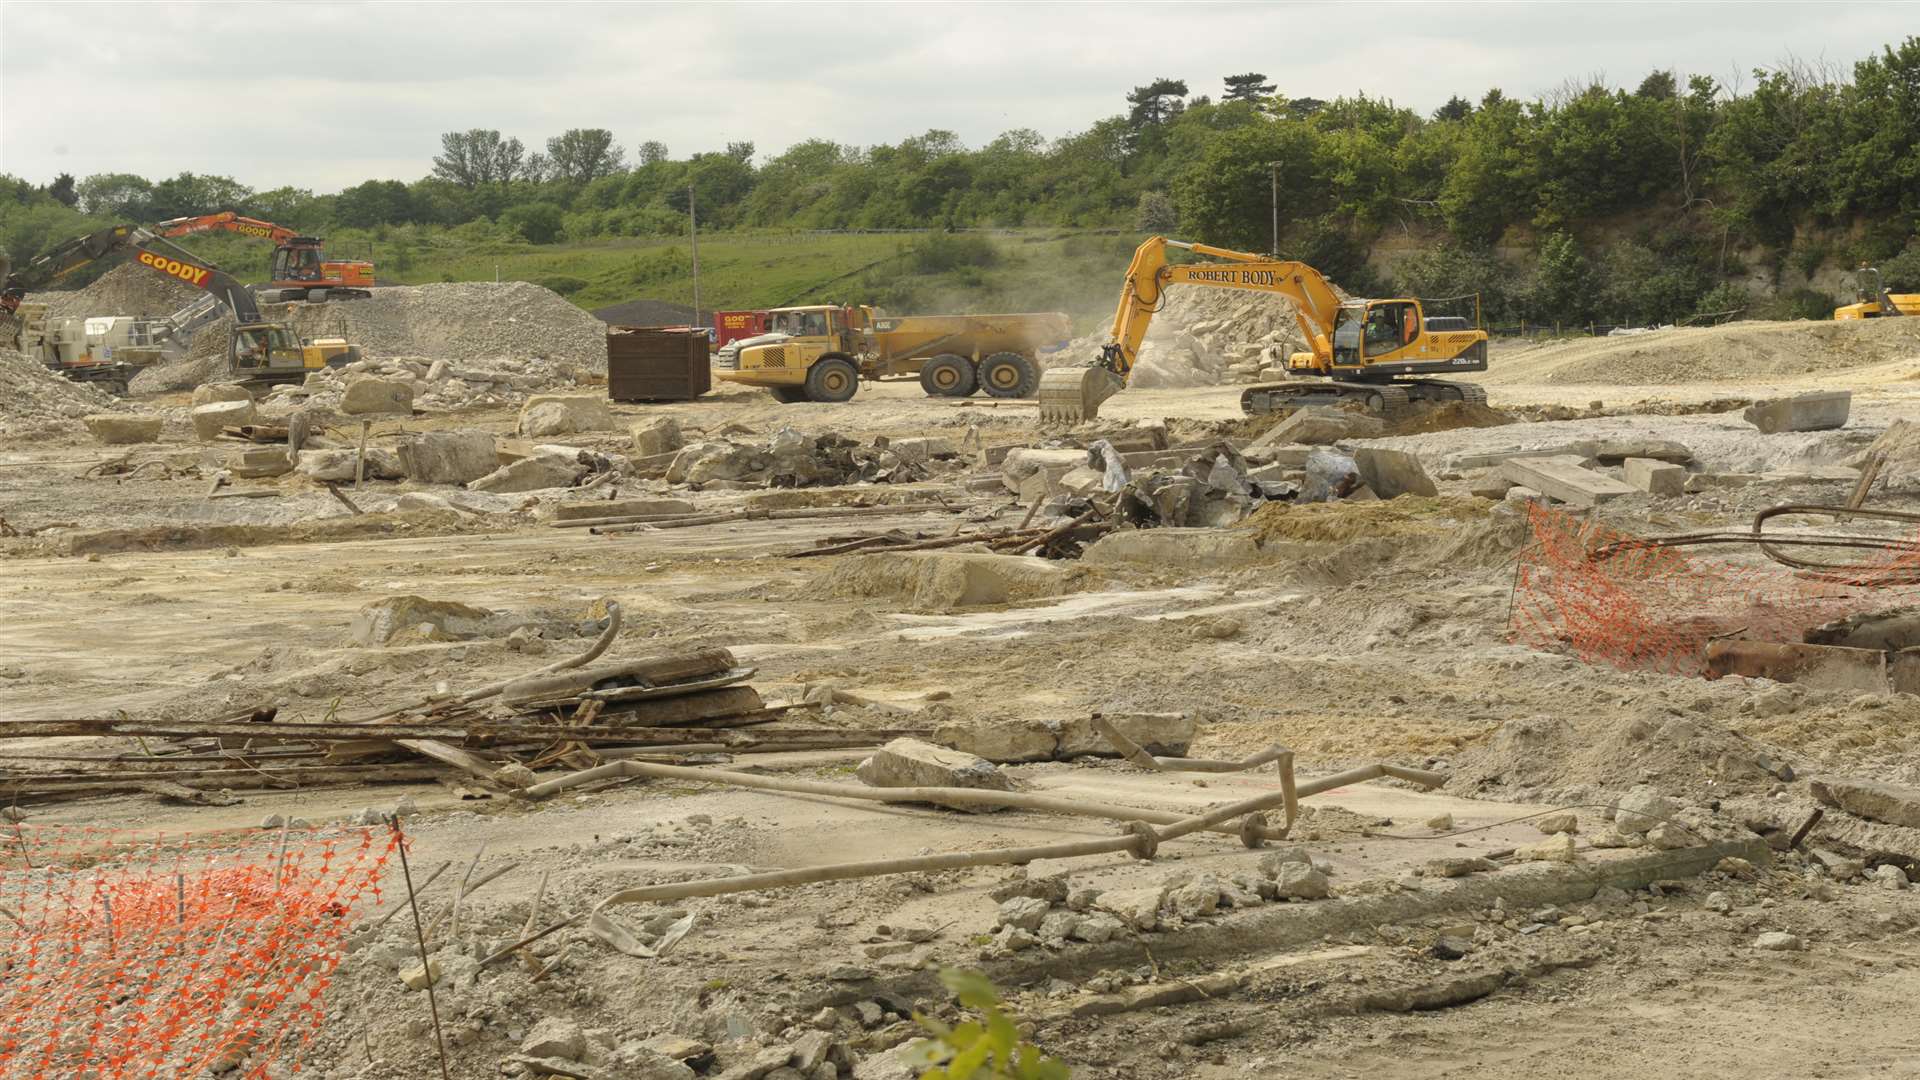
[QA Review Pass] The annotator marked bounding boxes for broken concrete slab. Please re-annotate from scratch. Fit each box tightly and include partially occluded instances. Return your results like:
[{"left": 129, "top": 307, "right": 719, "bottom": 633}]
[
  {"left": 1081, "top": 528, "right": 1263, "bottom": 568},
  {"left": 808, "top": 551, "right": 1073, "bottom": 610},
  {"left": 882, "top": 436, "right": 957, "bottom": 464},
  {"left": 1588, "top": 439, "right": 1693, "bottom": 465},
  {"left": 1251, "top": 407, "right": 1385, "bottom": 448},
  {"left": 1058, "top": 712, "right": 1196, "bottom": 758},
  {"left": 519, "top": 394, "right": 616, "bottom": 438},
  {"left": 933, "top": 719, "right": 1059, "bottom": 763},
  {"left": 1241, "top": 444, "right": 1314, "bottom": 469},
  {"left": 1497, "top": 454, "right": 1636, "bottom": 507},
  {"left": 228, "top": 448, "right": 292, "bottom": 479},
  {"left": 1000, "top": 448, "right": 1085, "bottom": 492},
  {"left": 340, "top": 377, "right": 414, "bottom": 415},
  {"left": 550, "top": 498, "right": 694, "bottom": 523},
  {"left": 350, "top": 595, "right": 501, "bottom": 646},
  {"left": 630, "top": 416, "right": 683, "bottom": 457},
  {"left": 83, "top": 414, "right": 162, "bottom": 445},
  {"left": 191, "top": 383, "right": 253, "bottom": 407},
  {"left": 296, "top": 447, "right": 403, "bottom": 482},
  {"left": 1809, "top": 778, "right": 1920, "bottom": 829},
  {"left": 1448, "top": 446, "right": 1592, "bottom": 471},
  {"left": 1705, "top": 640, "right": 1889, "bottom": 692},
  {"left": 470, "top": 450, "right": 588, "bottom": 494},
  {"left": 1623, "top": 457, "right": 1686, "bottom": 496},
  {"left": 854, "top": 738, "right": 1012, "bottom": 812},
  {"left": 1743, "top": 390, "right": 1851, "bottom": 434},
  {"left": 1351, "top": 447, "right": 1438, "bottom": 499},
  {"left": 397, "top": 430, "right": 498, "bottom": 486},
  {"left": 191, "top": 399, "right": 255, "bottom": 441}
]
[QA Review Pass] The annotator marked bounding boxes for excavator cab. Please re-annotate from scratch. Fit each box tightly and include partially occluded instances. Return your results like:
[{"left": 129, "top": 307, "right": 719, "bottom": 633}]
[
  {"left": 271, "top": 241, "right": 324, "bottom": 283},
  {"left": 228, "top": 322, "right": 306, "bottom": 379}
]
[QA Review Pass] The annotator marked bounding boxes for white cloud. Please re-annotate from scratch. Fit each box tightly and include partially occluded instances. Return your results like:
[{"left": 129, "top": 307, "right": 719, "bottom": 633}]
[{"left": 0, "top": 1, "right": 1899, "bottom": 191}]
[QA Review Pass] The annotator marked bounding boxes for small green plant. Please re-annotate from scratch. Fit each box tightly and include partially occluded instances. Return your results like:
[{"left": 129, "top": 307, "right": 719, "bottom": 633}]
[{"left": 898, "top": 969, "right": 1069, "bottom": 1080}]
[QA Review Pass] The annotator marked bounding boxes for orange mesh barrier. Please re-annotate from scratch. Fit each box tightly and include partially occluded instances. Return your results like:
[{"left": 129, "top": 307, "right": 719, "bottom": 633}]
[
  {"left": 1509, "top": 504, "right": 1920, "bottom": 676},
  {"left": 0, "top": 823, "right": 395, "bottom": 1079}
]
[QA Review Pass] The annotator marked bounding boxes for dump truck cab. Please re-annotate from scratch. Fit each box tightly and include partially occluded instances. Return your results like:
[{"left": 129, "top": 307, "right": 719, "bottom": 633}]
[{"left": 723, "top": 305, "right": 876, "bottom": 402}]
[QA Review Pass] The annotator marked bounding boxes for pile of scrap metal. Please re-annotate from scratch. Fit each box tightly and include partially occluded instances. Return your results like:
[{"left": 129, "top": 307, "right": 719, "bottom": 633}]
[{"left": 0, "top": 603, "right": 923, "bottom": 809}]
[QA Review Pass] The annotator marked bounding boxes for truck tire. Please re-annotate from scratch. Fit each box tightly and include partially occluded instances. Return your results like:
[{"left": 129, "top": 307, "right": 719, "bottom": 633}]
[
  {"left": 978, "top": 352, "right": 1039, "bottom": 398},
  {"left": 805, "top": 358, "right": 859, "bottom": 403},
  {"left": 918, "top": 354, "right": 976, "bottom": 397},
  {"left": 769, "top": 386, "right": 807, "bottom": 403}
]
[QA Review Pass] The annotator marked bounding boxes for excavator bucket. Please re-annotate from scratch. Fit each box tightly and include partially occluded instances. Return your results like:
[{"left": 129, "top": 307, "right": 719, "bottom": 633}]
[{"left": 1037, "top": 367, "right": 1123, "bottom": 425}]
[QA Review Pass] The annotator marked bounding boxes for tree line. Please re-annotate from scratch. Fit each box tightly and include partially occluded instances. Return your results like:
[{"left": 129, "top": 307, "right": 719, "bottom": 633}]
[{"left": 2, "top": 37, "right": 1915, "bottom": 327}]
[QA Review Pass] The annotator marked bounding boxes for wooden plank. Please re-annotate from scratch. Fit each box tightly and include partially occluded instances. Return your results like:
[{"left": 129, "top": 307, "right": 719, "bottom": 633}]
[{"left": 1497, "top": 454, "right": 1636, "bottom": 507}]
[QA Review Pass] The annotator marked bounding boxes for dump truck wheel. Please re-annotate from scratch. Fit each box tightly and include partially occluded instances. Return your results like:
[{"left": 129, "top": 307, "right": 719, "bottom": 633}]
[
  {"left": 769, "top": 386, "right": 807, "bottom": 404},
  {"left": 918, "top": 354, "right": 976, "bottom": 397},
  {"left": 979, "top": 352, "right": 1038, "bottom": 398},
  {"left": 805, "top": 358, "right": 859, "bottom": 403}
]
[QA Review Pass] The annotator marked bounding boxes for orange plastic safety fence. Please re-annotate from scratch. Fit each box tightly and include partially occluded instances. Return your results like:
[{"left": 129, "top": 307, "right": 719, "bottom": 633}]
[
  {"left": 0, "top": 823, "right": 395, "bottom": 1079},
  {"left": 1509, "top": 504, "right": 1920, "bottom": 676}
]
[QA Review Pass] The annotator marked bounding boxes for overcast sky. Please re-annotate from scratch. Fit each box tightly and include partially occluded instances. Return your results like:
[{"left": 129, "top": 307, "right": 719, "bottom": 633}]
[{"left": 0, "top": 2, "right": 1903, "bottom": 193}]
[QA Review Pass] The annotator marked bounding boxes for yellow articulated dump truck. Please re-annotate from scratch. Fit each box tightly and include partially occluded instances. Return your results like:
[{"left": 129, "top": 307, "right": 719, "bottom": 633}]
[
  {"left": 1834, "top": 266, "right": 1920, "bottom": 320},
  {"left": 713, "top": 303, "right": 1071, "bottom": 403}
]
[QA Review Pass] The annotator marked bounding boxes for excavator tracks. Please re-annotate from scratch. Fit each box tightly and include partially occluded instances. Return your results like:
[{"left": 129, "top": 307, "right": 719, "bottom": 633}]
[{"left": 1238, "top": 378, "right": 1486, "bottom": 418}]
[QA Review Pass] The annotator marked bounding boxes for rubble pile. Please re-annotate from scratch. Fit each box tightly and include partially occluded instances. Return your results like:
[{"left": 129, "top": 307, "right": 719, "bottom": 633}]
[
  {"left": 30, "top": 262, "right": 200, "bottom": 319},
  {"left": 1045, "top": 286, "right": 1311, "bottom": 388},
  {"left": 0, "top": 347, "right": 122, "bottom": 438},
  {"left": 664, "top": 430, "right": 957, "bottom": 489},
  {"left": 267, "top": 354, "right": 595, "bottom": 412}
]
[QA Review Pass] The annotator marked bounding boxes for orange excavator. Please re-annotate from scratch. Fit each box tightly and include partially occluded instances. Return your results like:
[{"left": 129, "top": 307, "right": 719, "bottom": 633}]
[{"left": 155, "top": 212, "right": 375, "bottom": 303}]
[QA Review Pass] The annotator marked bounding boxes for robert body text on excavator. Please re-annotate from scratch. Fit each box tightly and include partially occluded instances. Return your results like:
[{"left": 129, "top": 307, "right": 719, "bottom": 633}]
[{"left": 1036, "top": 236, "right": 1489, "bottom": 424}]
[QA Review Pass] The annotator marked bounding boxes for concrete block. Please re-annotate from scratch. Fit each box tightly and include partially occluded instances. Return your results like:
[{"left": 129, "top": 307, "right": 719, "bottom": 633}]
[
  {"left": 350, "top": 595, "right": 498, "bottom": 646},
  {"left": 1809, "top": 778, "right": 1920, "bottom": 829},
  {"left": 1081, "top": 528, "right": 1264, "bottom": 567},
  {"left": 341, "top": 377, "right": 414, "bottom": 415},
  {"left": 229, "top": 448, "right": 292, "bottom": 479},
  {"left": 83, "top": 413, "right": 162, "bottom": 445},
  {"left": 469, "top": 450, "right": 587, "bottom": 493},
  {"left": 191, "top": 383, "right": 253, "bottom": 408},
  {"left": 1497, "top": 454, "right": 1635, "bottom": 507},
  {"left": 1240, "top": 444, "right": 1313, "bottom": 469},
  {"left": 1743, "top": 391, "right": 1850, "bottom": 434},
  {"left": 1467, "top": 470, "right": 1513, "bottom": 500},
  {"left": 550, "top": 498, "right": 694, "bottom": 522},
  {"left": 1623, "top": 457, "right": 1685, "bottom": 496},
  {"left": 396, "top": 430, "right": 497, "bottom": 485},
  {"left": 1590, "top": 438, "right": 1693, "bottom": 465},
  {"left": 809, "top": 551, "right": 1072, "bottom": 609},
  {"left": 518, "top": 394, "right": 615, "bottom": 437},
  {"left": 191, "top": 400, "right": 256, "bottom": 441},
  {"left": 1058, "top": 712, "right": 1195, "bottom": 758},
  {"left": 629, "top": 416, "right": 683, "bottom": 457},
  {"left": 1001, "top": 448, "right": 1085, "bottom": 491},
  {"left": 933, "top": 719, "right": 1059, "bottom": 763},
  {"left": 883, "top": 436, "right": 956, "bottom": 463},
  {"left": 1351, "top": 447, "right": 1437, "bottom": 499},
  {"left": 855, "top": 738, "right": 1012, "bottom": 812},
  {"left": 296, "top": 448, "right": 402, "bottom": 482}
]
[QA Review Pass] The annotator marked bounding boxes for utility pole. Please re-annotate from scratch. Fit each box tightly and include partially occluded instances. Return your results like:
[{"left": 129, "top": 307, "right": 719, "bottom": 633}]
[
  {"left": 688, "top": 184, "right": 702, "bottom": 327},
  {"left": 1268, "top": 161, "right": 1281, "bottom": 255}
]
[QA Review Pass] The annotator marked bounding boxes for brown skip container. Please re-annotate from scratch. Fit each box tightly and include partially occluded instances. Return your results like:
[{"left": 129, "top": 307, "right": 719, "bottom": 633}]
[{"left": 607, "top": 326, "right": 712, "bottom": 402}]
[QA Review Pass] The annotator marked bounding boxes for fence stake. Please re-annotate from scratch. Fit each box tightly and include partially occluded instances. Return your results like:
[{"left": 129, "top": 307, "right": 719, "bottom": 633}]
[{"left": 391, "top": 819, "right": 453, "bottom": 1080}]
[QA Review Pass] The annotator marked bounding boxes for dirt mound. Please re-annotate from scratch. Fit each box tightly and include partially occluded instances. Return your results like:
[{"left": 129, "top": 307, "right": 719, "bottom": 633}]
[
  {"left": 1448, "top": 709, "right": 1791, "bottom": 801},
  {"left": 593, "top": 298, "right": 697, "bottom": 326},
  {"left": 800, "top": 551, "right": 1081, "bottom": 610},
  {"left": 1484, "top": 317, "right": 1920, "bottom": 386},
  {"left": 0, "top": 348, "right": 120, "bottom": 438},
  {"left": 1237, "top": 496, "right": 1488, "bottom": 545},
  {"left": 1384, "top": 400, "right": 1516, "bottom": 436},
  {"left": 30, "top": 263, "right": 200, "bottom": 319}
]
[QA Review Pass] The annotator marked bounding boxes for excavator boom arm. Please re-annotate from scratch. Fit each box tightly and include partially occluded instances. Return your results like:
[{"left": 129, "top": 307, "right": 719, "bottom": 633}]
[
  {"left": 1098, "top": 236, "right": 1344, "bottom": 379},
  {"left": 2, "top": 224, "right": 260, "bottom": 325},
  {"left": 155, "top": 212, "right": 299, "bottom": 244}
]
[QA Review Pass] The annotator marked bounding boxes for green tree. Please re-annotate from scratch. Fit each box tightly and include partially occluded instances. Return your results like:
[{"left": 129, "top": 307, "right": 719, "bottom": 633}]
[
  {"left": 499, "top": 200, "right": 566, "bottom": 243},
  {"left": 1528, "top": 231, "right": 1596, "bottom": 324},
  {"left": 335, "top": 180, "right": 415, "bottom": 227},
  {"left": 1222, "top": 72, "right": 1276, "bottom": 105},
  {"left": 432, "top": 129, "right": 527, "bottom": 188},
  {"left": 45, "top": 174, "right": 77, "bottom": 207},
  {"left": 636, "top": 140, "right": 670, "bottom": 166},
  {"left": 545, "top": 128, "right": 627, "bottom": 184}
]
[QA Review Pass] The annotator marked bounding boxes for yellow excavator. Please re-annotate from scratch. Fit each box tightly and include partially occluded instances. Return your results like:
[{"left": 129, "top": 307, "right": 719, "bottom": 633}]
[{"left": 1037, "top": 237, "right": 1490, "bottom": 424}]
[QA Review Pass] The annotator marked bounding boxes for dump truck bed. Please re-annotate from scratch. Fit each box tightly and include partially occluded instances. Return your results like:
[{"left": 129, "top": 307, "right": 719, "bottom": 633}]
[{"left": 869, "top": 312, "right": 1071, "bottom": 363}]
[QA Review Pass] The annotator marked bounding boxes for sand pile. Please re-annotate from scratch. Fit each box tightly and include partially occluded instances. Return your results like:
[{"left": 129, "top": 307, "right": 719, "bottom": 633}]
[
  {"left": 30, "top": 263, "right": 201, "bottom": 320},
  {"left": 1448, "top": 708, "right": 1793, "bottom": 802},
  {"left": 1484, "top": 317, "right": 1920, "bottom": 387},
  {"left": 1236, "top": 496, "right": 1488, "bottom": 545},
  {"left": 0, "top": 348, "right": 120, "bottom": 438}
]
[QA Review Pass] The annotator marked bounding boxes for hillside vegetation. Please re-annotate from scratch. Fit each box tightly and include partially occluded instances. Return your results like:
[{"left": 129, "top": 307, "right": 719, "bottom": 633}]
[{"left": 4, "top": 38, "right": 1917, "bottom": 328}]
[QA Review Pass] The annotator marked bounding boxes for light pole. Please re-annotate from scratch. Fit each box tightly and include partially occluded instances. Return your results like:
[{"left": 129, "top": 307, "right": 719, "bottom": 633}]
[
  {"left": 1268, "top": 161, "right": 1282, "bottom": 256},
  {"left": 688, "top": 184, "right": 702, "bottom": 328}
]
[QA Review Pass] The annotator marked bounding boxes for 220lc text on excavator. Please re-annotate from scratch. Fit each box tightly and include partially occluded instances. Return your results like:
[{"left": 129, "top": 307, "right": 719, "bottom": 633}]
[{"left": 1038, "top": 236, "right": 1489, "bottom": 424}]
